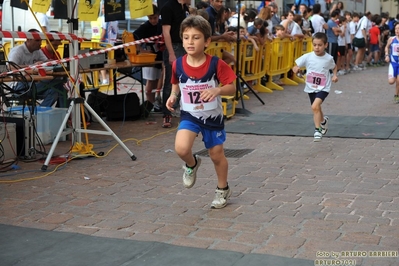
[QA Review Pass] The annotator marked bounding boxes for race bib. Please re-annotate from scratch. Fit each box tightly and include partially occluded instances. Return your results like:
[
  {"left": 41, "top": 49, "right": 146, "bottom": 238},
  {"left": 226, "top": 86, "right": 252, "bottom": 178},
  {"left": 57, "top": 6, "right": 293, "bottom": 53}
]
[
  {"left": 306, "top": 72, "right": 327, "bottom": 90},
  {"left": 392, "top": 43, "right": 399, "bottom": 56},
  {"left": 180, "top": 80, "right": 217, "bottom": 112}
]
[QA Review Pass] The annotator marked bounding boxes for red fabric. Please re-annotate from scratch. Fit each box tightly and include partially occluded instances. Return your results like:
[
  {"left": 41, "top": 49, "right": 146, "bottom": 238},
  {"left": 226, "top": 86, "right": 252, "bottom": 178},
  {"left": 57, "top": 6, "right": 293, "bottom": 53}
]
[
  {"left": 369, "top": 26, "right": 380, "bottom": 45},
  {"left": 171, "top": 54, "right": 236, "bottom": 86},
  {"left": 41, "top": 47, "right": 61, "bottom": 60}
]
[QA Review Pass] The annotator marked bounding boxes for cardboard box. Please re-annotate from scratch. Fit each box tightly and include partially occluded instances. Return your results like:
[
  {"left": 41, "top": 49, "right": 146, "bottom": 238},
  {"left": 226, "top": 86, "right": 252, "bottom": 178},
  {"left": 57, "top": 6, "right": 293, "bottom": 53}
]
[{"left": 222, "top": 96, "right": 236, "bottom": 119}]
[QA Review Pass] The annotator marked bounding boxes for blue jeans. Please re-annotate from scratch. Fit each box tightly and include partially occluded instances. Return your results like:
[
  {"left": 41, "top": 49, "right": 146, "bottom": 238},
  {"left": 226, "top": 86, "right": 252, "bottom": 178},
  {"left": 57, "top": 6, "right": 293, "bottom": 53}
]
[
  {"left": 14, "top": 78, "right": 67, "bottom": 107},
  {"left": 162, "top": 43, "right": 186, "bottom": 116}
]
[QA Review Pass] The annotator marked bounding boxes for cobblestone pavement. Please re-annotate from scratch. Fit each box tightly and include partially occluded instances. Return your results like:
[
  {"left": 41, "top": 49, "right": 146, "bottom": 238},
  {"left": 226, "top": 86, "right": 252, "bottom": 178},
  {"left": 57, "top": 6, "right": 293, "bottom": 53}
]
[{"left": 0, "top": 65, "right": 398, "bottom": 265}]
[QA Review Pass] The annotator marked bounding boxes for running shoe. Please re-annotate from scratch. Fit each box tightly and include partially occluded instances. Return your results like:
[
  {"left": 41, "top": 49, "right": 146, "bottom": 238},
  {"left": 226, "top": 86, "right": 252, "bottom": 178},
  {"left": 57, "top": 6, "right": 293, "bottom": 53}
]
[
  {"left": 211, "top": 186, "right": 232, "bottom": 209},
  {"left": 182, "top": 155, "right": 201, "bottom": 188}
]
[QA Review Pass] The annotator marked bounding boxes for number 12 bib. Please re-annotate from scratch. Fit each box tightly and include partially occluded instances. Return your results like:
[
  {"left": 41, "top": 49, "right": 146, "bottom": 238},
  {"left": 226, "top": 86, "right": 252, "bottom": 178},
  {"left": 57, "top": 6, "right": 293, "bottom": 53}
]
[{"left": 180, "top": 80, "right": 218, "bottom": 112}]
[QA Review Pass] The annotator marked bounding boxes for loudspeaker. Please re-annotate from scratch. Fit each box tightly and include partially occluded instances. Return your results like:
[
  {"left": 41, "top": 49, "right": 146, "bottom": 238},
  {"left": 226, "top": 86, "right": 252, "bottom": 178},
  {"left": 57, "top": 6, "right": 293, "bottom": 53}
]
[
  {"left": 105, "top": 93, "right": 142, "bottom": 121},
  {"left": 0, "top": 114, "right": 36, "bottom": 158}
]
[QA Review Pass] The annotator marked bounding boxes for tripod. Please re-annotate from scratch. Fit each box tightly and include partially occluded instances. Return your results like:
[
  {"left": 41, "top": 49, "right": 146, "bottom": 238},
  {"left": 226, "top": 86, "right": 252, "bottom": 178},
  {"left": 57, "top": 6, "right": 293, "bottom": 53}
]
[
  {"left": 234, "top": 1, "right": 265, "bottom": 115},
  {"left": 41, "top": 1, "right": 136, "bottom": 171}
]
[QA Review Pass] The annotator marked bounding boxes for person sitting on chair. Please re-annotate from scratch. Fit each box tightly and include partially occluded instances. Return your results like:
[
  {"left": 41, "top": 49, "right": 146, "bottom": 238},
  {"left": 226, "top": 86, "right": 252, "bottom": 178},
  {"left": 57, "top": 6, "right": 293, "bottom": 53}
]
[{"left": 8, "top": 29, "right": 68, "bottom": 107}]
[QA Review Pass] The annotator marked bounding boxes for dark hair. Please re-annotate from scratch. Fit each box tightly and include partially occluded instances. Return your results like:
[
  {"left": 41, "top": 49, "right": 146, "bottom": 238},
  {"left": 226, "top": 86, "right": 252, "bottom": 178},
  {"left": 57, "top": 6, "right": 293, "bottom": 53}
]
[
  {"left": 312, "top": 32, "right": 328, "bottom": 44},
  {"left": 352, "top": 12, "right": 359, "bottom": 18},
  {"left": 196, "top": 1, "right": 209, "bottom": 9},
  {"left": 312, "top": 3, "right": 321, "bottom": 14},
  {"left": 331, "top": 9, "right": 340, "bottom": 18},
  {"left": 243, "top": 9, "right": 257, "bottom": 22},
  {"left": 374, "top": 16, "right": 382, "bottom": 26},
  {"left": 253, "top": 18, "right": 263, "bottom": 26},
  {"left": 151, "top": 4, "right": 159, "bottom": 15},
  {"left": 180, "top": 15, "right": 212, "bottom": 40}
]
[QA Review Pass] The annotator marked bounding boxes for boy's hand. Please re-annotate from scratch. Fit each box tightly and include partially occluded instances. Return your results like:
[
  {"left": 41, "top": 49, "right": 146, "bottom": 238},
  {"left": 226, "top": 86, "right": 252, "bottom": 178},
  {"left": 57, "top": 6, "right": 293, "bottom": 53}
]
[
  {"left": 200, "top": 88, "right": 221, "bottom": 102},
  {"left": 166, "top": 95, "right": 177, "bottom": 111},
  {"left": 292, "top": 66, "right": 300, "bottom": 74},
  {"left": 332, "top": 75, "right": 338, "bottom": 83},
  {"left": 385, "top": 56, "right": 390, "bottom": 63}
]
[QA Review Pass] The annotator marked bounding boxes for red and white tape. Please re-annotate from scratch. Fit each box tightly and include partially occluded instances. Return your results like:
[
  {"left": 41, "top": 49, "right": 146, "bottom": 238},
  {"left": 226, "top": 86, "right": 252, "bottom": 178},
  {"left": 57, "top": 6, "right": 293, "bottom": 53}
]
[
  {"left": 0, "top": 31, "right": 86, "bottom": 42},
  {"left": 0, "top": 34, "right": 163, "bottom": 77}
]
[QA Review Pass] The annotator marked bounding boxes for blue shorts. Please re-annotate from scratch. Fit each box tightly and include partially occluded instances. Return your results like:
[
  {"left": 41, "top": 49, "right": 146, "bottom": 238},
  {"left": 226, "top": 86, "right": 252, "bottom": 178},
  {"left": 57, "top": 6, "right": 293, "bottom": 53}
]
[
  {"left": 370, "top": 44, "right": 380, "bottom": 53},
  {"left": 178, "top": 120, "right": 226, "bottom": 149},
  {"left": 308, "top": 91, "right": 329, "bottom": 105},
  {"left": 388, "top": 62, "right": 399, "bottom": 79}
]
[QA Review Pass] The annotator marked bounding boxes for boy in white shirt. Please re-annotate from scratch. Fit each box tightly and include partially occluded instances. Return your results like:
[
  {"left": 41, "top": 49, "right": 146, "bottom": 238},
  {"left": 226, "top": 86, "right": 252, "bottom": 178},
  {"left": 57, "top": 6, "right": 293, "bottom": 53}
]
[{"left": 292, "top": 32, "right": 338, "bottom": 142}]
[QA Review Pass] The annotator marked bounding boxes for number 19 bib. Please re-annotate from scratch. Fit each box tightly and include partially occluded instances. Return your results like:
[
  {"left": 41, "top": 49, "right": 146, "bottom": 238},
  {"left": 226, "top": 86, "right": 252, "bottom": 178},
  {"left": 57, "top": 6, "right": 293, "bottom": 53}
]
[
  {"left": 306, "top": 71, "right": 327, "bottom": 90},
  {"left": 180, "top": 80, "right": 218, "bottom": 112}
]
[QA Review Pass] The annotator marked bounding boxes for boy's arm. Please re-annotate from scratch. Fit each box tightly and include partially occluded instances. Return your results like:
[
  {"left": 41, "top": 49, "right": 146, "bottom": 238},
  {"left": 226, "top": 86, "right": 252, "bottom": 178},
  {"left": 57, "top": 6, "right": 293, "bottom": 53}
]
[
  {"left": 166, "top": 83, "right": 179, "bottom": 112},
  {"left": 331, "top": 64, "right": 338, "bottom": 83}
]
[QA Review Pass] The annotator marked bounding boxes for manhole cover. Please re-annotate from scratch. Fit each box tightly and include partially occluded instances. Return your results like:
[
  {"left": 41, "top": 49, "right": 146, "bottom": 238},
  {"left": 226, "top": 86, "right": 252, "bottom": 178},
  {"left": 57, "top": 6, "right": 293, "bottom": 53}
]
[{"left": 195, "top": 148, "right": 254, "bottom": 158}]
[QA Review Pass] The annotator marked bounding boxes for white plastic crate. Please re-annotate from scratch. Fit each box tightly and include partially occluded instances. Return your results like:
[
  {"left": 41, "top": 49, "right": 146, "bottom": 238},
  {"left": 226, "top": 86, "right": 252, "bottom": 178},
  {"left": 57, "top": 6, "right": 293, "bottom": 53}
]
[{"left": 8, "top": 106, "right": 68, "bottom": 145}]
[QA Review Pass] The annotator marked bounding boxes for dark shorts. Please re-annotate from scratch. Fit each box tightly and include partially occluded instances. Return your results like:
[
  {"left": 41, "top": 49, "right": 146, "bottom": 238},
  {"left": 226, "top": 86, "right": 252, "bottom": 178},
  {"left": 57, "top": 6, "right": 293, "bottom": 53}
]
[
  {"left": 327, "top": 42, "right": 338, "bottom": 63},
  {"left": 370, "top": 44, "right": 380, "bottom": 52},
  {"left": 338, "top": 45, "right": 346, "bottom": 56},
  {"left": 353, "top": 37, "right": 366, "bottom": 48},
  {"left": 308, "top": 91, "right": 329, "bottom": 105},
  {"left": 347, "top": 43, "right": 352, "bottom": 50}
]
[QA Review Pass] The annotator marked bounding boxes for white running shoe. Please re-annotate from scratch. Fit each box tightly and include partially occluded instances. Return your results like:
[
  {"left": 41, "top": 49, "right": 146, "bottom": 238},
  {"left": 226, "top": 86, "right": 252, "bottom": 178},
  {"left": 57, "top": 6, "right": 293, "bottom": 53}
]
[
  {"left": 320, "top": 116, "right": 329, "bottom": 135},
  {"left": 182, "top": 155, "right": 201, "bottom": 188},
  {"left": 314, "top": 130, "right": 322, "bottom": 142},
  {"left": 352, "top": 65, "right": 363, "bottom": 71},
  {"left": 211, "top": 187, "right": 232, "bottom": 209}
]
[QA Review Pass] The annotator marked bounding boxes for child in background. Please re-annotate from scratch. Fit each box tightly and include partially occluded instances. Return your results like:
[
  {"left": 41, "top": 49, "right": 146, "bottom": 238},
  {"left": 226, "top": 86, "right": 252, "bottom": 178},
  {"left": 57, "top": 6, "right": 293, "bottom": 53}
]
[
  {"left": 166, "top": 15, "right": 236, "bottom": 208},
  {"left": 292, "top": 32, "right": 338, "bottom": 142},
  {"left": 337, "top": 16, "right": 347, "bottom": 75},
  {"left": 367, "top": 16, "right": 382, "bottom": 67},
  {"left": 133, "top": 4, "right": 163, "bottom": 110},
  {"left": 385, "top": 22, "right": 399, "bottom": 103}
]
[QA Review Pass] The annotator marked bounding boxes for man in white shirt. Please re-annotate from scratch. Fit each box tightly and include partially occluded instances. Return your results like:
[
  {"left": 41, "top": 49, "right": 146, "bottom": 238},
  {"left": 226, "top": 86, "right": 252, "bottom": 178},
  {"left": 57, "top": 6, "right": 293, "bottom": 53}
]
[
  {"left": 352, "top": 12, "right": 370, "bottom": 70},
  {"left": 310, "top": 3, "right": 328, "bottom": 34},
  {"left": 8, "top": 29, "right": 67, "bottom": 107}
]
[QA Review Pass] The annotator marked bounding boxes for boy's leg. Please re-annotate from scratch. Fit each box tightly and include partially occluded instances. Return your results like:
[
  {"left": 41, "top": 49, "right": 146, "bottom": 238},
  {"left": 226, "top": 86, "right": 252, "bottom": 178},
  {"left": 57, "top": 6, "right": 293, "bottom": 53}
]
[
  {"left": 208, "top": 144, "right": 228, "bottom": 189},
  {"left": 175, "top": 129, "right": 198, "bottom": 168},
  {"left": 209, "top": 144, "right": 231, "bottom": 209},
  {"left": 311, "top": 98, "right": 324, "bottom": 129},
  {"left": 175, "top": 122, "right": 202, "bottom": 188}
]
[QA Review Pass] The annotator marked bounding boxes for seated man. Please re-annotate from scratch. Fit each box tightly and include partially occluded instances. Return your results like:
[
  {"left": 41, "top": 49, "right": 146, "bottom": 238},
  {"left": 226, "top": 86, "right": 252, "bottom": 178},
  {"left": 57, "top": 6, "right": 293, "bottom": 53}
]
[{"left": 8, "top": 29, "right": 67, "bottom": 107}]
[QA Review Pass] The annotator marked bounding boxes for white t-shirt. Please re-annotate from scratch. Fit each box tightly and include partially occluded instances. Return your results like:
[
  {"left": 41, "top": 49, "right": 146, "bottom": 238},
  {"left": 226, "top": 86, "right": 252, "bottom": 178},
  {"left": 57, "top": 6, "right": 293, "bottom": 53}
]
[
  {"left": 355, "top": 17, "right": 368, "bottom": 38},
  {"left": 36, "top": 12, "right": 50, "bottom": 31},
  {"left": 338, "top": 25, "right": 346, "bottom": 46},
  {"left": 8, "top": 43, "right": 47, "bottom": 66},
  {"left": 345, "top": 23, "right": 352, "bottom": 44},
  {"left": 291, "top": 22, "right": 303, "bottom": 36},
  {"left": 349, "top": 21, "right": 357, "bottom": 36},
  {"left": 311, "top": 14, "right": 326, "bottom": 34},
  {"left": 295, "top": 51, "right": 335, "bottom": 93},
  {"left": 229, "top": 14, "right": 246, "bottom": 29}
]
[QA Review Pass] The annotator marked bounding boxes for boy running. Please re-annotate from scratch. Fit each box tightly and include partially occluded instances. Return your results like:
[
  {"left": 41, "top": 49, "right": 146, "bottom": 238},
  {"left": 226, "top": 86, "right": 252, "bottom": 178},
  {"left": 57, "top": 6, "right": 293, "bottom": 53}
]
[
  {"left": 166, "top": 15, "right": 236, "bottom": 208},
  {"left": 385, "top": 22, "right": 399, "bottom": 103},
  {"left": 292, "top": 32, "right": 338, "bottom": 142}
]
